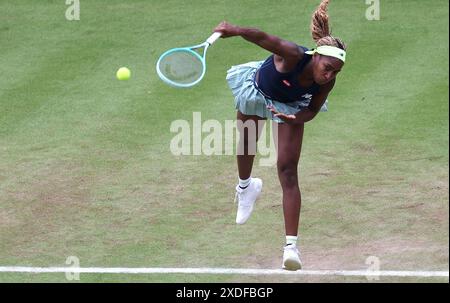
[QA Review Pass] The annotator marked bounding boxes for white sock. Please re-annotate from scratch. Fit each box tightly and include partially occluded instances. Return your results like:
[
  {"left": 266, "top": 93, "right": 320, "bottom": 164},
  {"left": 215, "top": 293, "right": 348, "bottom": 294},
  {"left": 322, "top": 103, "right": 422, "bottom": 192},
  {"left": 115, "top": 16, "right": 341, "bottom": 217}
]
[
  {"left": 286, "top": 235, "right": 298, "bottom": 246},
  {"left": 238, "top": 177, "right": 252, "bottom": 189}
]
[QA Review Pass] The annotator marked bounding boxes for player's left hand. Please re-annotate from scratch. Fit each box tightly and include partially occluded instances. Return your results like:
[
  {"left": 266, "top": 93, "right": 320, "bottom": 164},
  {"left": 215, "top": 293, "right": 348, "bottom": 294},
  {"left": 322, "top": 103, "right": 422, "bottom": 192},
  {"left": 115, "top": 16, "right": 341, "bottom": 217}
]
[{"left": 266, "top": 105, "right": 296, "bottom": 123}]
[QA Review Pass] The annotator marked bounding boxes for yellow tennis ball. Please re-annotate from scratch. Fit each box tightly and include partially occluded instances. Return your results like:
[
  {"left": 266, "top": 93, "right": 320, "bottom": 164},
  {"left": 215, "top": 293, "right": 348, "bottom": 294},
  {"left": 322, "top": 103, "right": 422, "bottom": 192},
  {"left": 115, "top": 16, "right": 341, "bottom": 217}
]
[{"left": 116, "top": 67, "right": 131, "bottom": 80}]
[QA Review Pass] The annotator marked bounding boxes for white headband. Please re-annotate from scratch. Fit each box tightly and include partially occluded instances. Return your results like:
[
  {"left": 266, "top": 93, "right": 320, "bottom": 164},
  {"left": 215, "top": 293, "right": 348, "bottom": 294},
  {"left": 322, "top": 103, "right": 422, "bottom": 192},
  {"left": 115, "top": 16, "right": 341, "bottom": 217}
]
[{"left": 305, "top": 45, "right": 346, "bottom": 63}]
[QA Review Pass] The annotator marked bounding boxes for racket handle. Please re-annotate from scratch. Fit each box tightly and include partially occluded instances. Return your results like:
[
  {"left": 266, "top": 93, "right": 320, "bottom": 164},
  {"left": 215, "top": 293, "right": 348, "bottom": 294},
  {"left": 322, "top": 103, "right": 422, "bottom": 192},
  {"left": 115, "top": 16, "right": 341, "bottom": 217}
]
[{"left": 206, "top": 32, "right": 222, "bottom": 45}]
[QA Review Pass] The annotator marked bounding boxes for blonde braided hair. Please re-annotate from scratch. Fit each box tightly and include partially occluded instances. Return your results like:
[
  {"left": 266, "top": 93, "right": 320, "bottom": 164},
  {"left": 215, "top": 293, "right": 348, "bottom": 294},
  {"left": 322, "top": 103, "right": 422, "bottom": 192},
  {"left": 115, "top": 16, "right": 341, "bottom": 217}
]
[{"left": 311, "top": 0, "right": 347, "bottom": 50}]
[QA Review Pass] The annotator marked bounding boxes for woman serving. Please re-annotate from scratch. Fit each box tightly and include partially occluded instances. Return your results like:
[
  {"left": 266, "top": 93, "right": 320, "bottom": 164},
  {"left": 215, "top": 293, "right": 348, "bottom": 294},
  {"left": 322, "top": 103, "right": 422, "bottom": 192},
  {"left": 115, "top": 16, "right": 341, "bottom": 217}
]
[{"left": 214, "top": 0, "right": 346, "bottom": 270}]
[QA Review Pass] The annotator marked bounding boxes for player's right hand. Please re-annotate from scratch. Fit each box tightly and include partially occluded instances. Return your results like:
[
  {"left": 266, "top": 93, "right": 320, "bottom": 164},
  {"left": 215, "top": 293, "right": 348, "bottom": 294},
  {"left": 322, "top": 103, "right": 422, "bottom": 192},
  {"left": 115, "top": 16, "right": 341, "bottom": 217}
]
[{"left": 213, "top": 21, "right": 240, "bottom": 38}]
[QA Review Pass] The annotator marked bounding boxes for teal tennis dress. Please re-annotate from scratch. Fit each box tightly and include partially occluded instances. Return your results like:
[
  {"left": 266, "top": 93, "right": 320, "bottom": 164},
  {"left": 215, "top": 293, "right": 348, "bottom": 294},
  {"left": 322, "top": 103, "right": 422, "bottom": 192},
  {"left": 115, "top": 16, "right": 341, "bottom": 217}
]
[{"left": 226, "top": 47, "right": 328, "bottom": 123}]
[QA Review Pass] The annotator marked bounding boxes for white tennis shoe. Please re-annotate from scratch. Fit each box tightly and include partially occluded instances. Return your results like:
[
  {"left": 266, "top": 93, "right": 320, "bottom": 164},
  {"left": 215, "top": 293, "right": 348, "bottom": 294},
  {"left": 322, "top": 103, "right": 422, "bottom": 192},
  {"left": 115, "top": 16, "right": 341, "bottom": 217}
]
[
  {"left": 234, "top": 178, "right": 262, "bottom": 224},
  {"left": 282, "top": 245, "right": 302, "bottom": 271}
]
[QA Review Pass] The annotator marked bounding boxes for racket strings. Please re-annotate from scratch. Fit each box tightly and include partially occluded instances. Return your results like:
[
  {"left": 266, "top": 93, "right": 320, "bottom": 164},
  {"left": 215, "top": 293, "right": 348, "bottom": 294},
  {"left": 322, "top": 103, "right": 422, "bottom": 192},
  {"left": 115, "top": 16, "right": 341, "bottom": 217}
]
[{"left": 158, "top": 50, "right": 204, "bottom": 85}]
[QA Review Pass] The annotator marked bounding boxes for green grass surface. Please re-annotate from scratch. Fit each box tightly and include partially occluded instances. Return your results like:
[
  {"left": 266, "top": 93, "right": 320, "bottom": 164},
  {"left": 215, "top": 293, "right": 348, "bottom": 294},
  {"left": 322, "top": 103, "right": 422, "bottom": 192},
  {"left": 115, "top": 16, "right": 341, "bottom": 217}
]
[{"left": 0, "top": 0, "right": 448, "bottom": 282}]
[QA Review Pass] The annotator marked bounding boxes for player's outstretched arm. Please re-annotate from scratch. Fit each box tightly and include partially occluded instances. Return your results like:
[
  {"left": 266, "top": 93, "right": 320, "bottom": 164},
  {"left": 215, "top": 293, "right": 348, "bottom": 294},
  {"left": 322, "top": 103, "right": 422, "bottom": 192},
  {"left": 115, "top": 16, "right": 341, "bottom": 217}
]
[{"left": 213, "top": 21, "right": 302, "bottom": 67}]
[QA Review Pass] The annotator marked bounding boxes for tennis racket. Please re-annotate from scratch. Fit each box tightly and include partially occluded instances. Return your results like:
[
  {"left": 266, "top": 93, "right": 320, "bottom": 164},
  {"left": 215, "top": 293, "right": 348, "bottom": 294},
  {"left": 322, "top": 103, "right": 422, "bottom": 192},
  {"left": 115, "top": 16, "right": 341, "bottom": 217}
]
[{"left": 156, "top": 32, "right": 222, "bottom": 88}]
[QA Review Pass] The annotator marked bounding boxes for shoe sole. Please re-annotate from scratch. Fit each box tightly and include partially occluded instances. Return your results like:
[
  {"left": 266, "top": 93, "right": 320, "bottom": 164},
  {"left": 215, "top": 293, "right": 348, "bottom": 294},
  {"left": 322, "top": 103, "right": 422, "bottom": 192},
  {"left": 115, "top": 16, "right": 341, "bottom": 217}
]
[
  {"left": 235, "top": 181, "right": 263, "bottom": 225},
  {"left": 235, "top": 196, "right": 258, "bottom": 224}
]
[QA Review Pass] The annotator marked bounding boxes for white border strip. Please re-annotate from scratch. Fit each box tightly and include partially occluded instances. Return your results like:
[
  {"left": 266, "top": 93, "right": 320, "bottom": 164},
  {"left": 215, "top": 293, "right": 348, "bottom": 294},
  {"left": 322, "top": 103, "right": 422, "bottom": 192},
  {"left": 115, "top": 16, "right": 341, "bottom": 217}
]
[{"left": 0, "top": 267, "right": 448, "bottom": 278}]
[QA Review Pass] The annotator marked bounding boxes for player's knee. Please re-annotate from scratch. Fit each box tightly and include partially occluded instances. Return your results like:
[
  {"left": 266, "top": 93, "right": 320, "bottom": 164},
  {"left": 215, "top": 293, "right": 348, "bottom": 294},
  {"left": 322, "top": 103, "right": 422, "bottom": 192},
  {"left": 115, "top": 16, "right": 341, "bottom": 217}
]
[{"left": 277, "top": 163, "right": 298, "bottom": 188}]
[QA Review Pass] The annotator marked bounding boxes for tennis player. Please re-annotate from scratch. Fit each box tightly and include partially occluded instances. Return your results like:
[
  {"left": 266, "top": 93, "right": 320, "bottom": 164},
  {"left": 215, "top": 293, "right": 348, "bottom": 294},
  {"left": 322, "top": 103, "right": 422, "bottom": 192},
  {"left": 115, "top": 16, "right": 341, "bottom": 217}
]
[{"left": 214, "top": 0, "right": 346, "bottom": 270}]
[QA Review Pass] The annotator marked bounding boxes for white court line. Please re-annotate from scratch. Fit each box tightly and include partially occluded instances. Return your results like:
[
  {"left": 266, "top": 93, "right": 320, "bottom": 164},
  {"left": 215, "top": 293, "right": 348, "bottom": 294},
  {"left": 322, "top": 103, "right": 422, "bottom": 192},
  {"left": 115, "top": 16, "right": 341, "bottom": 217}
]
[{"left": 0, "top": 267, "right": 448, "bottom": 278}]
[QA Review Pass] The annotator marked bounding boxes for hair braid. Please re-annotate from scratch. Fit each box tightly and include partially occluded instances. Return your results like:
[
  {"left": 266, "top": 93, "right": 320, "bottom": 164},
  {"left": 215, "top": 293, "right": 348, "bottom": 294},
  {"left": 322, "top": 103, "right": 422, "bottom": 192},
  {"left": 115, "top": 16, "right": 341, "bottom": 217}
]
[{"left": 310, "top": 0, "right": 347, "bottom": 50}]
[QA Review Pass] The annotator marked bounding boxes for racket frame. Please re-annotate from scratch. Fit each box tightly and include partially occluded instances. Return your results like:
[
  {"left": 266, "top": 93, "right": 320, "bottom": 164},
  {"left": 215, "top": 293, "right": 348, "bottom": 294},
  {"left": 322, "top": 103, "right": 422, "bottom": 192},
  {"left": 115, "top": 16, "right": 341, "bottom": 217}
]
[{"left": 156, "top": 32, "right": 222, "bottom": 88}]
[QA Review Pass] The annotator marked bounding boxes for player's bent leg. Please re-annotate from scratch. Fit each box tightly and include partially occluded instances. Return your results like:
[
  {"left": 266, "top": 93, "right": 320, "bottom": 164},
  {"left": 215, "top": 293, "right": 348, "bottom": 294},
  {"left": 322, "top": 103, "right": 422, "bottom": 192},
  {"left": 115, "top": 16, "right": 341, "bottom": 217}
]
[
  {"left": 236, "top": 111, "right": 265, "bottom": 179},
  {"left": 234, "top": 111, "right": 265, "bottom": 224}
]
